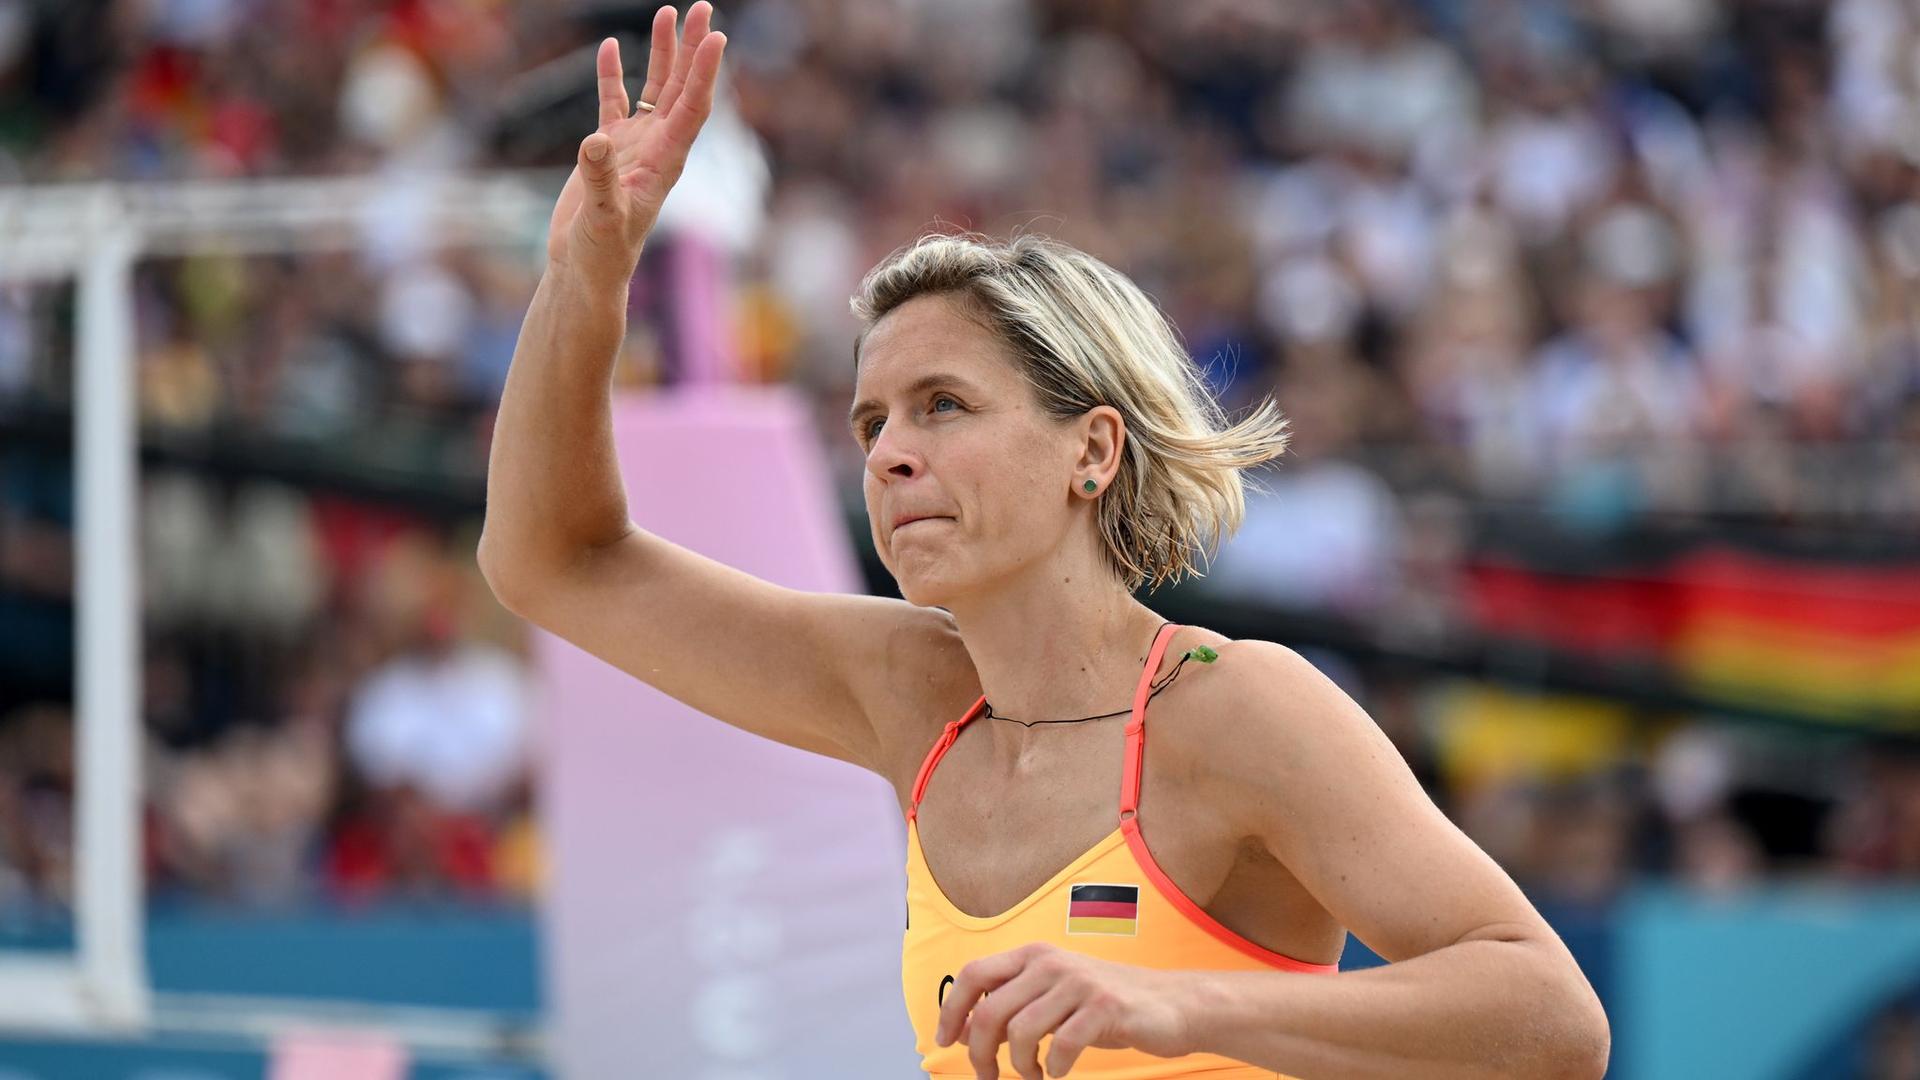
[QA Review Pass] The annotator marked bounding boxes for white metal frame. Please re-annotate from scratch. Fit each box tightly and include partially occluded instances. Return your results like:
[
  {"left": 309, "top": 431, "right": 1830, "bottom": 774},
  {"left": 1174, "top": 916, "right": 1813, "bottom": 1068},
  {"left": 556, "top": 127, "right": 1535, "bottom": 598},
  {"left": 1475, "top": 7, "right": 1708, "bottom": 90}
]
[{"left": 0, "top": 172, "right": 557, "bottom": 1034}]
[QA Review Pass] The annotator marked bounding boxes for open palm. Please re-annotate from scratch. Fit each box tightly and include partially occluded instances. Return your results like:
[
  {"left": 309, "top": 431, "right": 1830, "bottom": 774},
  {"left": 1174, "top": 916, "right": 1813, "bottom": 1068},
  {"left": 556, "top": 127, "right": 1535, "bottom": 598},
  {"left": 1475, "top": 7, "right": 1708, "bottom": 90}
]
[{"left": 548, "top": 2, "right": 728, "bottom": 281}]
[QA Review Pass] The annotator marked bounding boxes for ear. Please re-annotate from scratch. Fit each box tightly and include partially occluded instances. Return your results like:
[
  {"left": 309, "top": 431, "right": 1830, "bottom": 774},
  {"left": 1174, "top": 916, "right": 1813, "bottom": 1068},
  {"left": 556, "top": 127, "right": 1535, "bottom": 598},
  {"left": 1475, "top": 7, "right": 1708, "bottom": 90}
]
[{"left": 1073, "top": 405, "right": 1126, "bottom": 496}]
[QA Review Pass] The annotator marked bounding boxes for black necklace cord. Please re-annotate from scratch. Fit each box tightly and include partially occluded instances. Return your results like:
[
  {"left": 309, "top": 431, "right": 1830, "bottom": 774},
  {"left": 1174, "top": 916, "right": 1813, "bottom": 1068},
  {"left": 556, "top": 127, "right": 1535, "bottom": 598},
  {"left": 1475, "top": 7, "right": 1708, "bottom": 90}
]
[{"left": 982, "top": 645, "right": 1213, "bottom": 729}]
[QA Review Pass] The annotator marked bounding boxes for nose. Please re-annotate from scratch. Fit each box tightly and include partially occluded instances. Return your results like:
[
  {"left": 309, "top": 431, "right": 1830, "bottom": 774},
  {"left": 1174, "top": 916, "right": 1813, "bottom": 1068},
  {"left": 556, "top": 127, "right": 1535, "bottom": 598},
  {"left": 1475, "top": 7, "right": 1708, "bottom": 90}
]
[{"left": 864, "top": 422, "right": 921, "bottom": 484}]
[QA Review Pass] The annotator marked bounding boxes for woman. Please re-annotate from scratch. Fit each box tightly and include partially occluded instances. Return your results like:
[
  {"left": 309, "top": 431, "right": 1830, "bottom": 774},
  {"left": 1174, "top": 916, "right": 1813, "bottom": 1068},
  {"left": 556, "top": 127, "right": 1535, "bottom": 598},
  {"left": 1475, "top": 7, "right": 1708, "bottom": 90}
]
[{"left": 478, "top": 6, "right": 1610, "bottom": 1079}]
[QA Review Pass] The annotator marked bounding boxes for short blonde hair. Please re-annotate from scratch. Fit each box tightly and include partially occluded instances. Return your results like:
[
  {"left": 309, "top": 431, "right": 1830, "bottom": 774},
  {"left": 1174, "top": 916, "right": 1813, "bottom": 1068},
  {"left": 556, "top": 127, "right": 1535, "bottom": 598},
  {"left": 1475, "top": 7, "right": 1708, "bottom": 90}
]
[{"left": 850, "top": 230, "right": 1291, "bottom": 592}]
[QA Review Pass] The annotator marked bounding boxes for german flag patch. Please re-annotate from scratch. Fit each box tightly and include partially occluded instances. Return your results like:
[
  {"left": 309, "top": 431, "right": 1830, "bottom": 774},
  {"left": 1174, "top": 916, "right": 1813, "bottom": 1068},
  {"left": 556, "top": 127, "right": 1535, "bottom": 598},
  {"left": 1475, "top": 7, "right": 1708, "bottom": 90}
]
[{"left": 1066, "top": 883, "right": 1139, "bottom": 936}]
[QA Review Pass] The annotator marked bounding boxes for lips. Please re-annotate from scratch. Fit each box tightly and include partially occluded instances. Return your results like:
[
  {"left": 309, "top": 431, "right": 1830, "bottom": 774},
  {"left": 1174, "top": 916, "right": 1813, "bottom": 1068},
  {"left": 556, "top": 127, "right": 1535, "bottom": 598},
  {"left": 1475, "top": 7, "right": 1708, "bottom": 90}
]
[{"left": 891, "top": 515, "right": 951, "bottom": 533}]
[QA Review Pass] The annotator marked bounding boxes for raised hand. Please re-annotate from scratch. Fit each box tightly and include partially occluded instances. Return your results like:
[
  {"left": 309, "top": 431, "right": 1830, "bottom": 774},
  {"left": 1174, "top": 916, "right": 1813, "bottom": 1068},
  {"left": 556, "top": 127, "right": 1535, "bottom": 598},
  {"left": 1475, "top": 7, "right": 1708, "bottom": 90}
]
[{"left": 547, "top": 3, "right": 728, "bottom": 286}]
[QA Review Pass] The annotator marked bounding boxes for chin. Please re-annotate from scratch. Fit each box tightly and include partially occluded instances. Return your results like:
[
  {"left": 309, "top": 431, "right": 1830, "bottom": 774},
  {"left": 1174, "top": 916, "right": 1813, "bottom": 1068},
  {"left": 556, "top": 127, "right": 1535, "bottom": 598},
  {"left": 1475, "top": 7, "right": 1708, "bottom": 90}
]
[
  {"left": 896, "top": 573, "right": 957, "bottom": 609},
  {"left": 890, "top": 560, "right": 976, "bottom": 609}
]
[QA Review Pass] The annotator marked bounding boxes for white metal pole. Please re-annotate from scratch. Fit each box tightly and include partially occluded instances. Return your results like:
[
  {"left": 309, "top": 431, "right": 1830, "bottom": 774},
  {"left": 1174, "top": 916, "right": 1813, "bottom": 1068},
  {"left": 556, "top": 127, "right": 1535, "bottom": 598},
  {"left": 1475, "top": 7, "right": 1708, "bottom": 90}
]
[{"left": 73, "top": 196, "right": 150, "bottom": 1031}]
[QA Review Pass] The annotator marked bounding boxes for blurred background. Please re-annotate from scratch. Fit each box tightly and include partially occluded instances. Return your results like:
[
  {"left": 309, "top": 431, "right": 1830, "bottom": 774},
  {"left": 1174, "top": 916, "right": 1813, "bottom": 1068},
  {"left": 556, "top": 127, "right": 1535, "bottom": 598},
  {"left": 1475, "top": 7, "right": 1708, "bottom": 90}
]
[{"left": 2, "top": 0, "right": 1919, "bottom": 1076}]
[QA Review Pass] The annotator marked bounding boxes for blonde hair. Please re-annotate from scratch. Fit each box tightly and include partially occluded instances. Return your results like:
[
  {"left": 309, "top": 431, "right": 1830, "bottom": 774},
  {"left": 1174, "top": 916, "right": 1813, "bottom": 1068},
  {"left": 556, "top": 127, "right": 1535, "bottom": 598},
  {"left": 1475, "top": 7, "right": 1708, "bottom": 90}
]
[{"left": 850, "top": 230, "right": 1291, "bottom": 592}]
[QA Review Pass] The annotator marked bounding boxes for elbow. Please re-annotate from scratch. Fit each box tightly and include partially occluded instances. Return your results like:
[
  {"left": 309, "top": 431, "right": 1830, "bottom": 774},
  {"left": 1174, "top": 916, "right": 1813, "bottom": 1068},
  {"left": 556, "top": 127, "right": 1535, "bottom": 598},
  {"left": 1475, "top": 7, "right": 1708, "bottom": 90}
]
[
  {"left": 1553, "top": 1029, "right": 1611, "bottom": 1080},
  {"left": 476, "top": 531, "right": 532, "bottom": 616},
  {"left": 1546, "top": 980, "right": 1611, "bottom": 1080},
  {"left": 1507, "top": 1002, "right": 1608, "bottom": 1080},
  {"left": 1573, "top": 1003, "right": 1612, "bottom": 1080},
  {"left": 1496, "top": 944, "right": 1609, "bottom": 1080}
]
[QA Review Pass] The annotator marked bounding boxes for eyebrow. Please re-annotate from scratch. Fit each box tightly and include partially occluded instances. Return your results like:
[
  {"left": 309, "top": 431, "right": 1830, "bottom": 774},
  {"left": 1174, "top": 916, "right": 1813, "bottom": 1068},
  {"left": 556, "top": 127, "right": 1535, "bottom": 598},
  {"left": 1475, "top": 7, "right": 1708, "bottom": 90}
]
[{"left": 847, "top": 373, "right": 981, "bottom": 436}]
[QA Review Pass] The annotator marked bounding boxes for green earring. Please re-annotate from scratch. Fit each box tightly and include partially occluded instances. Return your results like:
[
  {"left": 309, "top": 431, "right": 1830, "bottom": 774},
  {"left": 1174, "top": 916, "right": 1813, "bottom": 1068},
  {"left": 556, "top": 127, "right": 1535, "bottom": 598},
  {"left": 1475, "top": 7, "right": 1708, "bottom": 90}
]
[{"left": 1083, "top": 479, "right": 1097, "bottom": 493}]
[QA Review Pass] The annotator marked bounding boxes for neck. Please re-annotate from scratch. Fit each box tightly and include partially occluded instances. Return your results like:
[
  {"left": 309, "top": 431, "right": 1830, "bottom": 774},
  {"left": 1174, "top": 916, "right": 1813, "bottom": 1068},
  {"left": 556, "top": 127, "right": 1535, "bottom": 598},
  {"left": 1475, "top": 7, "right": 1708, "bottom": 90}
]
[{"left": 942, "top": 558, "right": 1164, "bottom": 766}]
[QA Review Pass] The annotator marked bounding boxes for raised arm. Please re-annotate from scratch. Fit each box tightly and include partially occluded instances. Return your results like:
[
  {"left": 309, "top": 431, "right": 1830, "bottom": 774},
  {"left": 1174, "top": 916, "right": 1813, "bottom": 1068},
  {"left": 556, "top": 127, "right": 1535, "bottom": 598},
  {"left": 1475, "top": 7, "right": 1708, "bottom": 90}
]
[{"left": 478, "top": 5, "right": 963, "bottom": 777}]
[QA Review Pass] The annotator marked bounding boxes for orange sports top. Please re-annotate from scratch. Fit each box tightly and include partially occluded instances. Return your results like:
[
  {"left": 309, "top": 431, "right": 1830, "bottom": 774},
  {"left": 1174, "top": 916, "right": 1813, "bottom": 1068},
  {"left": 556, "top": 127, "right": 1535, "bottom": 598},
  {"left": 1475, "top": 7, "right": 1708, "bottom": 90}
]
[{"left": 901, "top": 622, "right": 1338, "bottom": 1079}]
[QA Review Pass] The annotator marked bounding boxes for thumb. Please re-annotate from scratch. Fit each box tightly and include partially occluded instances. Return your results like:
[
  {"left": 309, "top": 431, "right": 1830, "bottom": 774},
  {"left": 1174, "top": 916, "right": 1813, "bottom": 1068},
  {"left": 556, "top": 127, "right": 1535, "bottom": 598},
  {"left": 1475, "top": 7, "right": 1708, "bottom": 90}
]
[{"left": 578, "top": 133, "right": 618, "bottom": 195}]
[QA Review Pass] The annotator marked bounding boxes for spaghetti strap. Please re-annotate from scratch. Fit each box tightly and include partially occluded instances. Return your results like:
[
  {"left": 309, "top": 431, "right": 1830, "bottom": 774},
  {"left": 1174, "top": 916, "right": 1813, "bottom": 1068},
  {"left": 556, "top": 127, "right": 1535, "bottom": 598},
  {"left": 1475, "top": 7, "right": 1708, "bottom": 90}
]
[
  {"left": 906, "top": 622, "right": 1179, "bottom": 824},
  {"left": 907, "top": 697, "right": 984, "bottom": 823},
  {"left": 1120, "top": 623, "right": 1181, "bottom": 821}
]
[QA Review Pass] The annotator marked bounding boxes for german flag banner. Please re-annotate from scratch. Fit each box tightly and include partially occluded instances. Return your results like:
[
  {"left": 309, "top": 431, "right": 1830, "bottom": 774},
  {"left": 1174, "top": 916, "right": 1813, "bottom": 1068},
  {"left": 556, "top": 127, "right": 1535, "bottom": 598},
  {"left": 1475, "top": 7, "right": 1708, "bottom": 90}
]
[
  {"left": 1670, "top": 548, "right": 1920, "bottom": 722},
  {"left": 1463, "top": 543, "right": 1920, "bottom": 727},
  {"left": 1067, "top": 883, "right": 1139, "bottom": 936}
]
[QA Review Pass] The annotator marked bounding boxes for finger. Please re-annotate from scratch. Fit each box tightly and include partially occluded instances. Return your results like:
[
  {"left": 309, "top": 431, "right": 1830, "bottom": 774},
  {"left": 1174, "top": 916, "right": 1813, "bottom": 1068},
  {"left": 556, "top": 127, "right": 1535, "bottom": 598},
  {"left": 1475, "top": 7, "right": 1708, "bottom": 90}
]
[
  {"left": 661, "top": 31, "right": 725, "bottom": 147},
  {"left": 653, "top": 0, "right": 712, "bottom": 117},
  {"left": 595, "top": 37, "right": 628, "bottom": 130},
  {"left": 938, "top": 949, "right": 1028, "bottom": 1047},
  {"left": 638, "top": 5, "right": 676, "bottom": 113},
  {"left": 578, "top": 133, "right": 618, "bottom": 204},
  {"left": 1006, "top": 985, "right": 1077, "bottom": 1080},
  {"left": 1044, "top": 1007, "right": 1105, "bottom": 1079},
  {"left": 965, "top": 967, "right": 1052, "bottom": 1079}
]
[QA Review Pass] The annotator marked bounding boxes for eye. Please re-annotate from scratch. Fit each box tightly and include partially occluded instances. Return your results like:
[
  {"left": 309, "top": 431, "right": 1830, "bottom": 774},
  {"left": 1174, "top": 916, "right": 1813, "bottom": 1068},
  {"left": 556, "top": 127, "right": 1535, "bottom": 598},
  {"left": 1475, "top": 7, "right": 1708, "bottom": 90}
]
[
  {"left": 862, "top": 416, "right": 885, "bottom": 444},
  {"left": 932, "top": 394, "right": 960, "bottom": 414}
]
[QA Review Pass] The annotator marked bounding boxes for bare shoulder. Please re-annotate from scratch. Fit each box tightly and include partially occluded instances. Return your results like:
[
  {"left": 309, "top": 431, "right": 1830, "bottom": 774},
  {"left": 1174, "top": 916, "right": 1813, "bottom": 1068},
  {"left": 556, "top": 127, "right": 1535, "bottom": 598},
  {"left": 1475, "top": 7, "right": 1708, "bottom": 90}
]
[
  {"left": 871, "top": 604, "right": 979, "bottom": 706},
  {"left": 860, "top": 601, "right": 982, "bottom": 791},
  {"left": 1155, "top": 631, "right": 1387, "bottom": 814},
  {"left": 1155, "top": 628, "right": 1324, "bottom": 728}
]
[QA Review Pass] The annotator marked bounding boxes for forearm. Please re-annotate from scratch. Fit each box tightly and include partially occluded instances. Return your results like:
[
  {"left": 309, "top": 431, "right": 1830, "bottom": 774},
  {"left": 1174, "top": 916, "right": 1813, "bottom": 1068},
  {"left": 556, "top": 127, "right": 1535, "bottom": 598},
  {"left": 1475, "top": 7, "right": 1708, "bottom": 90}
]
[
  {"left": 480, "top": 264, "right": 636, "bottom": 581},
  {"left": 1180, "top": 938, "right": 1608, "bottom": 1079}
]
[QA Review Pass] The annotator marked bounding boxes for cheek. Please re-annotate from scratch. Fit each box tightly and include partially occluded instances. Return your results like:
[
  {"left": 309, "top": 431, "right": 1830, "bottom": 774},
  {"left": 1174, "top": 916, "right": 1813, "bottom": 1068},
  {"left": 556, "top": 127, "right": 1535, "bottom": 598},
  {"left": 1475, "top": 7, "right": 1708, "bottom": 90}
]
[
  {"left": 861, "top": 477, "right": 890, "bottom": 555},
  {"left": 957, "top": 435, "right": 1062, "bottom": 531}
]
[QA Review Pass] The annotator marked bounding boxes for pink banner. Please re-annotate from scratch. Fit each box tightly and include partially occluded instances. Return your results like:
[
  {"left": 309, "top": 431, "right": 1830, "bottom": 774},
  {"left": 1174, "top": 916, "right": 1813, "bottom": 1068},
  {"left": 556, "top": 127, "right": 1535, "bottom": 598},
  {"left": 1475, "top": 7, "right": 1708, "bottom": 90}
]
[{"left": 537, "top": 384, "right": 920, "bottom": 1078}]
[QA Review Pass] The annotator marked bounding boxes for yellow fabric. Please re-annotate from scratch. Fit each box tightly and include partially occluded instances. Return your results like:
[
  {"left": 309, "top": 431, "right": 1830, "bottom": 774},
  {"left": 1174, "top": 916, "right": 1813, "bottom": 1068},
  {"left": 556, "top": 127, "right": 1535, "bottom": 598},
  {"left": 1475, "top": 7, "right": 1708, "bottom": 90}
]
[
  {"left": 900, "top": 623, "right": 1335, "bottom": 1076},
  {"left": 903, "top": 815, "right": 1321, "bottom": 1078}
]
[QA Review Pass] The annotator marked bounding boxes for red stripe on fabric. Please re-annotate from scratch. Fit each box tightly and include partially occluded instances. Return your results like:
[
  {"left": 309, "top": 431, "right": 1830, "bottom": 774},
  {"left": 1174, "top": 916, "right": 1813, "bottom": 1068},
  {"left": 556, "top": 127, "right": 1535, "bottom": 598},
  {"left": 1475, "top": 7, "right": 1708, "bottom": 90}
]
[
  {"left": 1121, "top": 624, "right": 1180, "bottom": 817},
  {"left": 907, "top": 698, "right": 986, "bottom": 823},
  {"left": 1067, "top": 900, "right": 1137, "bottom": 919}
]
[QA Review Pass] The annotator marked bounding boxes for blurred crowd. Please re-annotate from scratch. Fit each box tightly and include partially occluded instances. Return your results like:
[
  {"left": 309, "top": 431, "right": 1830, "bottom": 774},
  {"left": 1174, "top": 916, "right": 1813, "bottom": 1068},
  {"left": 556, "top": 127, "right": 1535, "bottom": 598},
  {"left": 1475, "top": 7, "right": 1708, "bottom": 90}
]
[
  {"left": 2, "top": 0, "right": 1919, "bottom": 929},
  {"left": 0, "top": 474, "right": 543, "bottom": 914}
]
